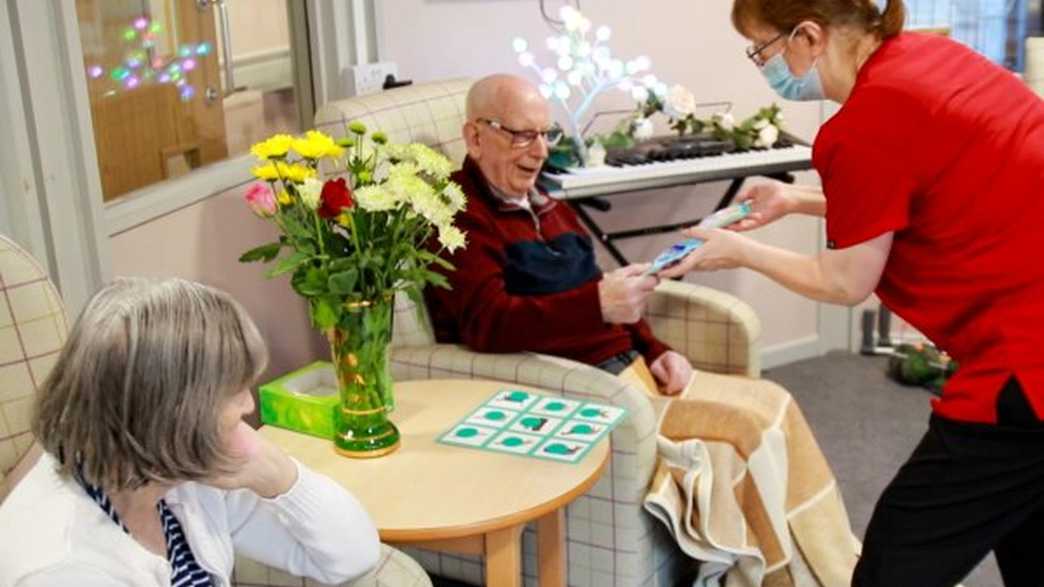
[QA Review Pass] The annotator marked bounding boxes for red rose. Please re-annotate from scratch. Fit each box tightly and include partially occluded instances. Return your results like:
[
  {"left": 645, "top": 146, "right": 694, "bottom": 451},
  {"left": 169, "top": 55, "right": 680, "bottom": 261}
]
[{"left": 318, "top": 178, "right": 354, "bottom": 218}]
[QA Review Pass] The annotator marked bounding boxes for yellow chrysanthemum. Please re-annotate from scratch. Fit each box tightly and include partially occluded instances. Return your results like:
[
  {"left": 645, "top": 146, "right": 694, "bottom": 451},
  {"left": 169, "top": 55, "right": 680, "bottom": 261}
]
[
  {"left": 277, "top": 190, "right": 292, "bottom": 206},
  {"left": 336, "top": 213, "right": 352, "bottom": 227},
  {"left": 251, "top": 163, "right": 280, "bottom": 181},
  {"left": 251, "top": 161, "right": 316, "bottom": 183},
  {"left": 250, "top": 134, "right": 294, "bottom": 160},
  {"left": 292, "top": 130, "right": 344, "bottom": 160},
  {"left": 279, "top": 162, "right": 317, "bottom": 183}
]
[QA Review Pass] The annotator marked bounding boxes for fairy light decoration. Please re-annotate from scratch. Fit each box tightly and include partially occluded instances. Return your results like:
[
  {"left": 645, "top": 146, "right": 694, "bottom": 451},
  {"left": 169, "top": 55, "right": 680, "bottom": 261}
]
[
  {"left": 84, "top": 15, "right": 213, "bottom": 102},
  {"left": 512, "top": 6, "right": 668, "bottom": 166}
]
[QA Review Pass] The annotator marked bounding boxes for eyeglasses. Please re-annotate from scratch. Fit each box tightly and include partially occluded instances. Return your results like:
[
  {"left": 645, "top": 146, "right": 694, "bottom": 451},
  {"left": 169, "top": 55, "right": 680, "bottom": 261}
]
[
  {"left": 478, "top": 118, "right": 564, "bottom": 148},
  {"left": 745, "top": 32, "right": 786, "bottom": 67}
]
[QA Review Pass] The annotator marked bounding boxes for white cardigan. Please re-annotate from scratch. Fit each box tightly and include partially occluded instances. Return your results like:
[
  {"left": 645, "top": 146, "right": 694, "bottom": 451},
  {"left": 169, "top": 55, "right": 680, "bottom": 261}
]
[{"left": 0, "top": 453, "right": 380, "bottom": 587}]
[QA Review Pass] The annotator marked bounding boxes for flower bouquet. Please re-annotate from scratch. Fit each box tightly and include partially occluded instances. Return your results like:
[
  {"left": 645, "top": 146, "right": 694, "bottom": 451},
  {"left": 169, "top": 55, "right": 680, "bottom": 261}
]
[{"left": 241, "top": 124, "right": 467, "bottom": 457}]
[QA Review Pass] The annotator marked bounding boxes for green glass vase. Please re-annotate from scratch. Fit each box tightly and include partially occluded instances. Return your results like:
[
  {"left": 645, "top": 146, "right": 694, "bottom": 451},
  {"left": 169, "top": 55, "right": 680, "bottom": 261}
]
[{"left": 327, "top": 299, "right": 400, "bottom": 458}]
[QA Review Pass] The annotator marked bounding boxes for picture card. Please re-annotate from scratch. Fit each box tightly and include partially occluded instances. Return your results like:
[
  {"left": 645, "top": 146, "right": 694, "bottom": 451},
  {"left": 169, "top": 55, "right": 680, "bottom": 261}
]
[
  {"left": 487, "top": 389, "right": 540, "bottom": 411},
  {"left": 465, "top": 406, "right": 520, "bottom": 429},
  {"left": 533, "top": 438, "right": 590, "bottom": 463},
  {"left": 441, "top": 424, "right": 497, "bottom": 447},
  {"left": 572, "top": 404, "right": 626, "bottom": 426},
  {"left": 487, "top": 431, "right": 543, "bottom": 455},
  {"left": 508, "top": 414, "right": 562, "bottom": 435},
  {"left": 530, "top": 397, "right": 582, "bottom": 418},
  {"left": 554, "top": 420, "right": 606, "bottom": 443}
]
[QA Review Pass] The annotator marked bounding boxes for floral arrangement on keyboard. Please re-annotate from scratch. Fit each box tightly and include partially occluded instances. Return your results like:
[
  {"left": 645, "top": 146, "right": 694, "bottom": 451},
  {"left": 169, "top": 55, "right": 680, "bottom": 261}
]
[{"left": 610, "top": 86, "right": 787, "bottom": 151}]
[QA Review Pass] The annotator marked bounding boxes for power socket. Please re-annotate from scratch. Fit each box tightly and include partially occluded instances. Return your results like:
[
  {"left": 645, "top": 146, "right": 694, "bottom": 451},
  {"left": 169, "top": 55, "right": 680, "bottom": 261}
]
[{"left": 345, "top": 61, "right": 399, "bottom": 96}]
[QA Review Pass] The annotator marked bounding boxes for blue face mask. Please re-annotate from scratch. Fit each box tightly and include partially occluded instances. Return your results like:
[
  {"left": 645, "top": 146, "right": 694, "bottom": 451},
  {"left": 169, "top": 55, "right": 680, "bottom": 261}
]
[{"left": 760, "top": 44, "right": 824, "bottom": 101}]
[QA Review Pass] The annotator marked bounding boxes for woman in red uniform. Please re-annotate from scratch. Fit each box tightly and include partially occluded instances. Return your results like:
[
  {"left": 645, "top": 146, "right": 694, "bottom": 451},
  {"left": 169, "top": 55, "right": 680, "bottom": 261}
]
[{"left": 661, "top": 1, "right": 1044, "bottom": 585}]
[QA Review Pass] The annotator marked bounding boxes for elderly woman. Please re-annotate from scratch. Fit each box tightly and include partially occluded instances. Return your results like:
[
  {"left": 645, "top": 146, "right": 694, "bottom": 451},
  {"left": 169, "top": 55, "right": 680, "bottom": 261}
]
[
  {"left": 661, "top": 1, "right": 1044, "bottom": 585},
  {"left": 0, "top": 278, "right": 380, "bottom": 586}
]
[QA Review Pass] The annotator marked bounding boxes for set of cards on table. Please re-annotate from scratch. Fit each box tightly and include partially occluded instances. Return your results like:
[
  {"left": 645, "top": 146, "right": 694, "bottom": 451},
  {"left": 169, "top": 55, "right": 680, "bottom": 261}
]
[{"left": 437, "top": 389, "right": 627, "bottom": 463}]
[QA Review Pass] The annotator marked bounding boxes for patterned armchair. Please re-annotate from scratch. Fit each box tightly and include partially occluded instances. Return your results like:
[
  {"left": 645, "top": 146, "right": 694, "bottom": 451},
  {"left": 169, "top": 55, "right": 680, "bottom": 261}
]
[
  {"left": 315, "top": 80, "right": 763, "bottom": 586},
  {"left": 0, "top": 234, "right": 430, "bottom": 587}
]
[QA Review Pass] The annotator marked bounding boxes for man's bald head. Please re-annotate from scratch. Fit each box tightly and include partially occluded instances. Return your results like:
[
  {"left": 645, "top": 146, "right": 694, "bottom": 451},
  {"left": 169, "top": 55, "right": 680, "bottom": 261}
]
[
  {"left": 466, "top": 74, "right": 546, "bottom": 123},
  {"left": 462, "top": 74, "right": 554, "bottom": 198}
]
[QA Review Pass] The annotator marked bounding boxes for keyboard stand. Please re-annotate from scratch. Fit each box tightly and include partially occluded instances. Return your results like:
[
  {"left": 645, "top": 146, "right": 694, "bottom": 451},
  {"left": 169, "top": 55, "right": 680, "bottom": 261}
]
[{"left": 562, "top": 171, "right": 797, "bottom": 267}]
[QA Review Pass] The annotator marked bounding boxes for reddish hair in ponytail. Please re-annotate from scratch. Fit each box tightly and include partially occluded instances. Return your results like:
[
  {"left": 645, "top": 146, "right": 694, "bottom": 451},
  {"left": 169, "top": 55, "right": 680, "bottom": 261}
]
[{"left": 732, "top": 0, "right": 905, "bottom": 39}]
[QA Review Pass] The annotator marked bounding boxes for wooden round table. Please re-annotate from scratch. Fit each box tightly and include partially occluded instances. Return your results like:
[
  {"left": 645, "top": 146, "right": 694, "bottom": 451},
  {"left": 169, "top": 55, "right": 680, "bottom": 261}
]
[{"left": 260, "top": 379, "right": 610, "bottom": 587}]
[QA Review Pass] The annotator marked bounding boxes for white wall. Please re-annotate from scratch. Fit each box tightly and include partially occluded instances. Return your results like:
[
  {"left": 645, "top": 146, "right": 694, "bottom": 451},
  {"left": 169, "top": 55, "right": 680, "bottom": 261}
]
[{"left": 378, "top": 0, "right": 829, "bottom": 362}]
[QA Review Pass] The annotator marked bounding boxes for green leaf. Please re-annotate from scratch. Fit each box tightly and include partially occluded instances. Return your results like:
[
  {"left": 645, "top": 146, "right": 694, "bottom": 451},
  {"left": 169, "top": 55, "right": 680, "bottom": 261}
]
[
  {"left": 424, "top": 270, "right": 450, "bottom": 289},
  {"left": 328, "top": 269, "right": 360, "bottom": 295},
  {"left": 312, "top": 297, "right": 339, "bottom": 329},
  {"left": 428, "top": 254, "right": 454, "bottom": 271},
  {"left": 292, "top": 266, "right": 328, "bottom": 297},
  {"left": 266, "top": 251, "right": 310, "bottom": 278},
  {"left": 239, "top": 242, "right": 281, "bottom": 263}
]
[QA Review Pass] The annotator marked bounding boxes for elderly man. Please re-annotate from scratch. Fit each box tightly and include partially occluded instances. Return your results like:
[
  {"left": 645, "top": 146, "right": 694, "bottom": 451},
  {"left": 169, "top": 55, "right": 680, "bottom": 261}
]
[
  {"left": 425, "top": 74, "right": 692, "bottom": 393},
  {"left": 426, "top": 74, "right": 861, "bottom": 586}
]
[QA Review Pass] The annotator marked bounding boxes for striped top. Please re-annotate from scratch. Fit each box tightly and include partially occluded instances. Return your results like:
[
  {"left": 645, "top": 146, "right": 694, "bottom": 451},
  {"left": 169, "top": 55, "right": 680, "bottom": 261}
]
[{"left": 80, "top": 479, "right": 214, "bottom": 587}]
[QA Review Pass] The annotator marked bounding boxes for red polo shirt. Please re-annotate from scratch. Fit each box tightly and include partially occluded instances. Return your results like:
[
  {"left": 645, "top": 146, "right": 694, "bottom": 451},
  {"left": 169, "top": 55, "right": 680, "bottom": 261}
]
[{"left": 813, "top": 32, "right": 1044, "bottom": 424}]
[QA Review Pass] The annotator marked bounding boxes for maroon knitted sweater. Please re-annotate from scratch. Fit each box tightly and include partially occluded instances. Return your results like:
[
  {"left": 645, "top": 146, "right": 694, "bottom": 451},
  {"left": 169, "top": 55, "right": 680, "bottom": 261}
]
[{"left": 424, "top": 157, "right": 669, "bottom": 366}]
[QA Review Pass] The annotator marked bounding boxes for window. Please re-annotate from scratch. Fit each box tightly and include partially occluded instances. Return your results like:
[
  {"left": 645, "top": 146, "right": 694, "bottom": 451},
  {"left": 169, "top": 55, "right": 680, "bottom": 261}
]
[
  {"left": 907, "top": 0, "right": 1043, "bottom": 70},
  {"left": 74, "top": 0, "right": 311, "bottom": 202}
]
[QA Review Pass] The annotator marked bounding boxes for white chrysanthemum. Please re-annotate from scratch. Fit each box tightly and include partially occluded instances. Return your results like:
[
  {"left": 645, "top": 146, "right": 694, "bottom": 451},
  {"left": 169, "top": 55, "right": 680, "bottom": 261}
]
[
  {"left": 354, "top": 185, "right": 403, "bottom": 211},
  {"left": 437, "top": 224, "right": 467, "bottom": 253},
  {"left": 665, "top": 84, "right": 696, "bottom": 118},
  {"left": 297, "top": 177, "right": 323, "bottom": 210},
  {"left": 755, "top": 124, "right": 779, "bottom": 148},
  {"left": 753, "top": 118, "right": 769, "bottom": 130},
  {"left": 410, "top": 144, "right": 453, "bottom": 179},
  {"left": 373, "top": 159, "right": 392, "bottom": 182},
  {"left": 387, "top": 167, "right": 450, "bottom": 226},
  {"left": 441, "top": 182, "right": 467, "bottom": 215}
]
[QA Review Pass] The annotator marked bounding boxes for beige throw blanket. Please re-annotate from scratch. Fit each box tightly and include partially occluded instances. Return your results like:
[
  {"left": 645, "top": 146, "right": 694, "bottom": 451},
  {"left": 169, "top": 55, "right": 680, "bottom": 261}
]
[{"left": 621, "top": 363, "right": 860, "bottom": 587}]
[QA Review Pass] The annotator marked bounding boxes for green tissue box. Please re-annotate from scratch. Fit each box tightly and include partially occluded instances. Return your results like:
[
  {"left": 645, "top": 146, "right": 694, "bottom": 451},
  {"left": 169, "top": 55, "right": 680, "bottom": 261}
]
[{"left": 259, "top": 361, "right": 337, "bottom": 439}]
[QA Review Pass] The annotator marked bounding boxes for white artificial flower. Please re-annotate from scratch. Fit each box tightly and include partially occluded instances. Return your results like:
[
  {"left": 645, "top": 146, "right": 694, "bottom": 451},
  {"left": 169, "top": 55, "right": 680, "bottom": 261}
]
[
  {"left": 665, "top": 84, "right": 696, "bottom": 117},
  {"left": 297, "top": 177, "right": 323, "bottom": 210},
  {"left": 756, "top": 124, "right": 780, "bottom": 148},
  {"left": 585, "top": 142, "right": 607, "bottom": 167},
  {"left": 712, "top": 112, "right": 735, "bottom": 131},
  {"left": 753, "top": 118, "right": 769, "bottom": 130},
  {"left": 633, "top": 117, "right": 654, "bottom": 141},
  {"left": 437, "top": 224, "right": 467, "bottom": 253}
]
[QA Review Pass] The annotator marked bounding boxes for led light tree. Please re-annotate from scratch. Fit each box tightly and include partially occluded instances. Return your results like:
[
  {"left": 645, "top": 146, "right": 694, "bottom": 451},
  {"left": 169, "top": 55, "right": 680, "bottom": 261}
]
[{"left": 512, "top": 6, "right": 667, "bottom": 166}]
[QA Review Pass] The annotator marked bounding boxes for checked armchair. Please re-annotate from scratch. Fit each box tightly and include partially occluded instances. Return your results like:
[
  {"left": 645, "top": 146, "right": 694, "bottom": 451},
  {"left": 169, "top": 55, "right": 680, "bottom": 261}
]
[{"left": 314, "top": 80, "right": 762, "bottom": 587}]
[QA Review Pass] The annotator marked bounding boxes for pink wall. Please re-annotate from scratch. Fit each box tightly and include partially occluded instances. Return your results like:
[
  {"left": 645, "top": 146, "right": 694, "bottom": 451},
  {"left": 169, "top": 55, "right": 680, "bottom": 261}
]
[{"left": 110, "top": 188, "right": 328, "bottom": 383}]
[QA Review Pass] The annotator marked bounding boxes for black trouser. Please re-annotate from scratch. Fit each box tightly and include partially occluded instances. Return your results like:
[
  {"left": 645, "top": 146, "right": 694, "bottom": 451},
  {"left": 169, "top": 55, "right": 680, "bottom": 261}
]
[{"left": 853, "top": 376, "right": 1044, "bottom": 587}]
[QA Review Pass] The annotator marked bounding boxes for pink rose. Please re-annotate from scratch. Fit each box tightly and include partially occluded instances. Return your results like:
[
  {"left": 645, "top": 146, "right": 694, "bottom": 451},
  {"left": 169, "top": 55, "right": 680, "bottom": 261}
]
[{"left": 245, "top": 182, "right": 277, "bottom": 218}]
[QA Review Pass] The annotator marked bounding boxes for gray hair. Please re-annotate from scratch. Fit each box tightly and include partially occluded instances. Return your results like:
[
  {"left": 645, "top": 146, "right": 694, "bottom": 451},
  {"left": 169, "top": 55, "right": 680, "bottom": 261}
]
[{"left": 32, "top": 277, "right": 269, "bottom": 491}]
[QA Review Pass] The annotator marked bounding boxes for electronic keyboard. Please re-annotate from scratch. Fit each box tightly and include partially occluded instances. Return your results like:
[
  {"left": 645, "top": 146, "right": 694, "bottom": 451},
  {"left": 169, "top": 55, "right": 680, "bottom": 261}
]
[{"left": 539, "top": 135, "right": 814, "bottom": 199}]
